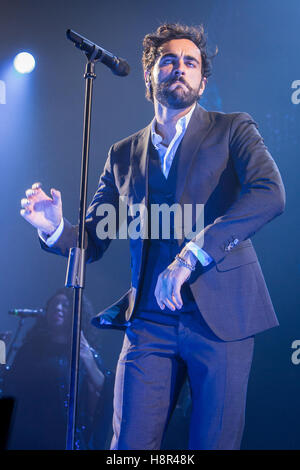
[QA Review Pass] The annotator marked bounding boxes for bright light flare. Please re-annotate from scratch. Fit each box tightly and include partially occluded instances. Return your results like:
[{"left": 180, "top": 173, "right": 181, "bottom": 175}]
[{"left": 13, "top": 52, "right": 36, "bottom": 74}]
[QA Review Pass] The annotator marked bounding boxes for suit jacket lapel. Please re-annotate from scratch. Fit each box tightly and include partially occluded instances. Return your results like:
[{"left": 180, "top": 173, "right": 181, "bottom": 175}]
[
  {"left": 175, "top": 104, "right": 212, "bottom": 203},
  {"left": 130, "top": 104, "right": 212, "bottom": 209},
  {"left": 130, "top": 124, "right": 151, "bottom": 206}
]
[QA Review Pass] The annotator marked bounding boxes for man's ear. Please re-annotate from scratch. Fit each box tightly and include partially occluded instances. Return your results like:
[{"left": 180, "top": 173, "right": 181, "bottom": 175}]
[
  {"left": 144, "top": 70, "right": 151, "bottom": 88},
  {"left": 199, "top": 76, "right": 207, "bottom": 96}
]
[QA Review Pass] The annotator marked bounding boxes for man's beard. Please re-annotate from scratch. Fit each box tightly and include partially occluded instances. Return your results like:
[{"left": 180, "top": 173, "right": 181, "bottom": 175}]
[{"left": 153, "top": 76, "right": 202, "bottom": 109}]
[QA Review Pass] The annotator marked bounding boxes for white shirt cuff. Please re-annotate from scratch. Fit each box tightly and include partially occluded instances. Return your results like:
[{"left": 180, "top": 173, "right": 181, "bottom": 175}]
[
  {"left": 38, "top": 218, "right": 64, "bottom": 247},
  {"left": 185, "top": 241, "right": 213, "bottom": 267}
]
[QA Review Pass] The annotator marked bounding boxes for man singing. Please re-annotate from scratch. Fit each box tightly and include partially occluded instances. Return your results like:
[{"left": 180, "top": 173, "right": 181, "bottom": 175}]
[{"left": 21, "top": 23, "right": 285, "bottom": 449}]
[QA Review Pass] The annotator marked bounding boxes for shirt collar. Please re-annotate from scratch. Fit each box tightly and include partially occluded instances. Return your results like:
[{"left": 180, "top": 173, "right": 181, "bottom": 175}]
[{"left": 151, "top": 103, "right": 196, "bottom": 148}]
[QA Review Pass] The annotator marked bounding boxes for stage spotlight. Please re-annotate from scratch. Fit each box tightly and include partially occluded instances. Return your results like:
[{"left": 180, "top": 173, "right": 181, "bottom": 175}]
[{"left": 13, "top": 52, "right": 35, "bottom": 74}]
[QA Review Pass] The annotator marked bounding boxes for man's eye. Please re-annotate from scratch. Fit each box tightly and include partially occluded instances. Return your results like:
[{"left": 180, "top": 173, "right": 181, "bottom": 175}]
[{"left": 186, "top": 62, "right": 196, "bottom": 67}]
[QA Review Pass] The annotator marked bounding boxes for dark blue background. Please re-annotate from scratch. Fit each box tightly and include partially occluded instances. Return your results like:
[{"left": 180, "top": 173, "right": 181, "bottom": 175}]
[{"left": 0, "top": 0, "right": 299, "bottom": 449}]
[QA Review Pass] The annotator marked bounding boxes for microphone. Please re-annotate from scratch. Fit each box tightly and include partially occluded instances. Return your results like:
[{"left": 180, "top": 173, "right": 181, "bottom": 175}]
[
  {"left": 66, "top": 29, "right": 130, "bottom": 77},
  {"left": 8, "top": 309, "right": 45, "bottom": 318}
]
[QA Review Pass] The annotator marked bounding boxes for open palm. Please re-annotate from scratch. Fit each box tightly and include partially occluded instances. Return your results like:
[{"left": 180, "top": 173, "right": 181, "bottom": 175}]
[{"left": 20, "top": 182, "right": 62, "bottom": 235}]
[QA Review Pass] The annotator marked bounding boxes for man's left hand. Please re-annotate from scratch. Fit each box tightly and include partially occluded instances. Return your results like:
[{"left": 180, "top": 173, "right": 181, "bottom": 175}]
[{"left": 154, "top": 255, "right": 194, "bottom": 311}]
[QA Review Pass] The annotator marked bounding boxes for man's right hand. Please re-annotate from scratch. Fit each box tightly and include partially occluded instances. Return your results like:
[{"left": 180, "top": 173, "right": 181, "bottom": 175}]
[{"left": 20, "top": 182, "right": 63, "bottom": 236}]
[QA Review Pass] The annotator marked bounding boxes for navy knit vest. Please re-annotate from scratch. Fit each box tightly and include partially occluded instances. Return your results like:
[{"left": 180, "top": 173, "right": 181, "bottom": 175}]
[{"left": 134, "top": 141, "right": 197, "bottom": 324}]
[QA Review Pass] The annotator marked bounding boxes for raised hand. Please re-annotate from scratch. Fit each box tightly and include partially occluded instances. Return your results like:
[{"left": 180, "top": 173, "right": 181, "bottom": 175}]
[{"left": 20, "top": 182, "right": 63, "bottom": 235}]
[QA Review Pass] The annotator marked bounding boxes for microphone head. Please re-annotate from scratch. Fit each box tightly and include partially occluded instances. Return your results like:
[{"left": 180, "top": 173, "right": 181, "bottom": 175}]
[
  {"left": 8, "top": 308, "right": 45, "bottom": 318},
  {"left": 113, "top": 58, "right": 130, "bottom": 77}
]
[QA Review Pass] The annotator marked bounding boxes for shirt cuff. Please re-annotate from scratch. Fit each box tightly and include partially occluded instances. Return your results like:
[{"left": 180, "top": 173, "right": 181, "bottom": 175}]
[
  {"left": 185, "top": 241, "right": 213, "bottom": 267},
  {"left": 38, "top": 218, "right": 64, "bottom": 247}
]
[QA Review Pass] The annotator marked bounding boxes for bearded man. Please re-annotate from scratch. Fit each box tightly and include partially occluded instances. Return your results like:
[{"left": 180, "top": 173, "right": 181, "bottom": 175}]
[{"left": 21, "top": 23, "right": 285, "bottom": 450}]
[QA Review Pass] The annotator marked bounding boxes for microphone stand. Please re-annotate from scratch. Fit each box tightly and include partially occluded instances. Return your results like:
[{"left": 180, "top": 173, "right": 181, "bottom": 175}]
[
  {"left": 65, "top": 48, "right": 98, "bottom": 450},
  {"left": 64, "top": 29, "right": 129, "bottom": 450},
  {"left": 5, "top": 318, "right": 25, "bottom": 365}
]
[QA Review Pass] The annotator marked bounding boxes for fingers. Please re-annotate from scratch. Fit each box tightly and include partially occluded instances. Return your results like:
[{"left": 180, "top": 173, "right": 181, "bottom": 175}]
[
  {"left": 20, "top": 198, "right": 31, "bottom": 217},
  {"left": 25, "top": 182, "right": 44, "bottom": 201},
  {"left": 25, "top": 188, "right": 38, "bottom": 198},
  {"left": 155, "top": 275, "right": 180, "bottom": 312},
  {"left": 20, "top": 182, "right": 48, "bottom": 221},
  {"left": 154, "top": 278, "right": 166, "bottom": 310},
  {"left": 20, "top": 182, "right": 62, "bottom": 233},
  {"left": 155, "top": 287, "right": 174, "bottom": 310},
  {"left": 20, "top": 208, "right": 31, "bottom": 217},
  {"left": 22, "top": 183, "right": 55, "bottom": 208},
  {"left": 50, "top": 188, "right": 61, "bottom": 206},
  {"left": 164, "top": 298, "right": 177, "bottom": 311},
  {"left": 172, "top": 285, "right": 183, "bottom": 310},
  {"left": 20, "top": 198, "right": 30, "bottom": 209},
  {"left": 21, "top": 183, "right": 42, "bottom": 216}
]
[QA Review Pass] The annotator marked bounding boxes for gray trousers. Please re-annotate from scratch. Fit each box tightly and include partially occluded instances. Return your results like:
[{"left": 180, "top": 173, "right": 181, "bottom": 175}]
[{"left": 110, "top": 311, "right": 254, "bottom": 450}]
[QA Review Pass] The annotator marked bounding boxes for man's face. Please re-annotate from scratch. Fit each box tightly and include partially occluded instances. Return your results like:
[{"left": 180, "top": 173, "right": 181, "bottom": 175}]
[{"left": 148, "top": 38, "right": 206, "bottom": 109}]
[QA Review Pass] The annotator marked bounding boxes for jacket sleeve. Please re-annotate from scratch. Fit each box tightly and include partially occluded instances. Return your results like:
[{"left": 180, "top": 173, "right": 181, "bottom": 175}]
[
  {"left": 39, "top": 146, "right": 120, "bottom": 263},
  {"left": 191, "top": 112, "right": 286, "bottom": 264}
]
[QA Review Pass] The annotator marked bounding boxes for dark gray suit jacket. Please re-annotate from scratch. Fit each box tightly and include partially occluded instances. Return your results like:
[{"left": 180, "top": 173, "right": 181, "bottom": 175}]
[{"left": 41, "top": 104, "right": 286, "bottom": 341}]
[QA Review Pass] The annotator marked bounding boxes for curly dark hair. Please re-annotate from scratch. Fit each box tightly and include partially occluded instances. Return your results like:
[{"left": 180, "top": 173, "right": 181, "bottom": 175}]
[{"left": 142, "top": 22, "right": 218, "bottom": 102}]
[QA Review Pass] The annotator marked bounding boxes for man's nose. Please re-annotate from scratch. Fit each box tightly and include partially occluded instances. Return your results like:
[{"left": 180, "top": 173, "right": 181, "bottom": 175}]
[
  {"left": 173, "top": 59, "right": 185, "bottom": 77},
  {"left": 174, "top": 69, "right": 184, "bottom": 77}
]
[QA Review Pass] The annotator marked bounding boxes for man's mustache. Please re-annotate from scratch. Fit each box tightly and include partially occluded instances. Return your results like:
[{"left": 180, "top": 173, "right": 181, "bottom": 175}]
[{"left": 163, "top": 76, "right": 191, "bottom": 89}]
